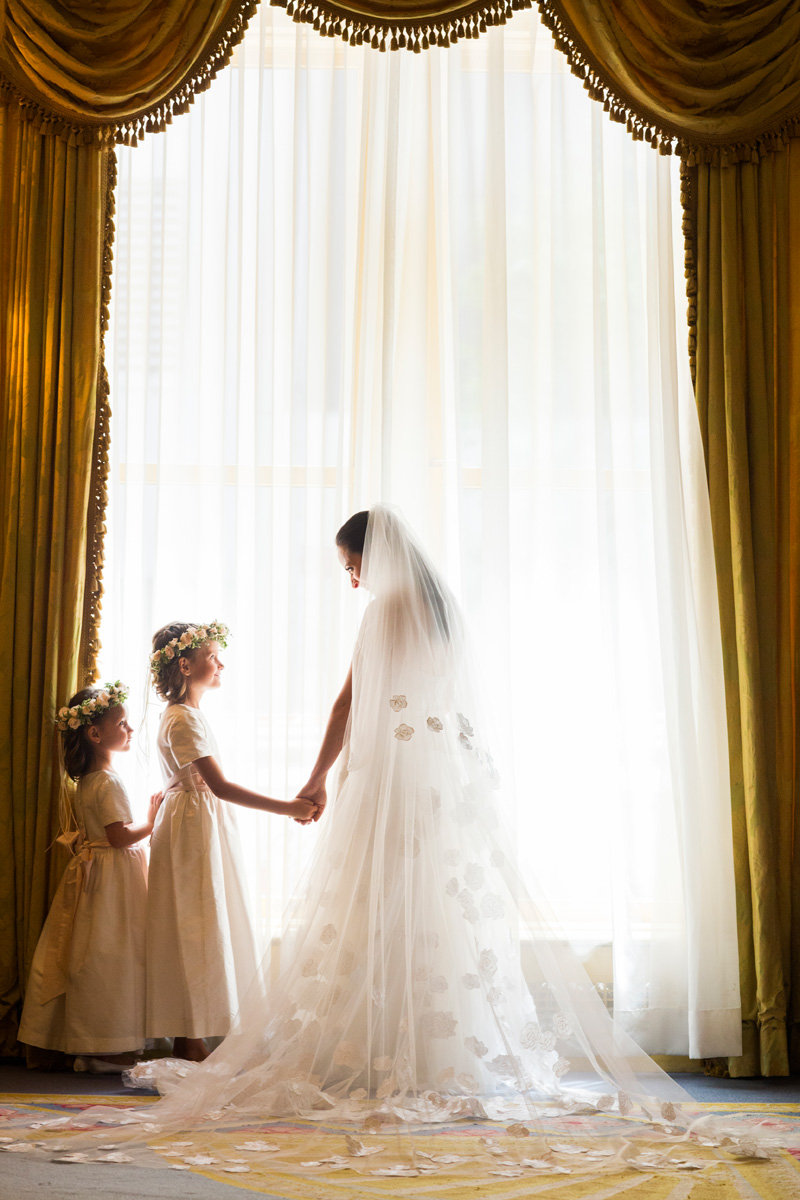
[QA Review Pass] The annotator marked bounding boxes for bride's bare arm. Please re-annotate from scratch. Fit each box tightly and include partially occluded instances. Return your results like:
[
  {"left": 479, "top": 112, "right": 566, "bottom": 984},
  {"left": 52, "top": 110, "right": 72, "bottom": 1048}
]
[{"left": 296, "top": 666, "right": 352, "bottom": 820}]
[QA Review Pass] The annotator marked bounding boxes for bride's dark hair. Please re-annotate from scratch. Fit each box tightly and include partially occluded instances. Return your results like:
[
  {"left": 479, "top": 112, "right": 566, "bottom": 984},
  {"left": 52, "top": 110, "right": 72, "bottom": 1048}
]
[{"left": 336, "top": 510, "right": 369, "bottom": 554}]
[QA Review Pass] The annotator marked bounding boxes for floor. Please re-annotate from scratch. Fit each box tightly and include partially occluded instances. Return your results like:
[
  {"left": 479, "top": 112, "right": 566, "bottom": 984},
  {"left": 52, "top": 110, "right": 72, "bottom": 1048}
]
[{"left": 2, "top": 1064, "right": 799, "bottom": 1200}]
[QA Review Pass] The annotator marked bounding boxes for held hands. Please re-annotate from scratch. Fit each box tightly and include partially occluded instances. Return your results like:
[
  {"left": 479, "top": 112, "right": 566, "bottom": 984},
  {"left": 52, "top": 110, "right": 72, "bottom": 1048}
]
[
  {"left": 293, "top": 781, "right": 327, "bottom": 825},
  {"left": 287, "top": 795, "right": 319, "bottom": 823}
]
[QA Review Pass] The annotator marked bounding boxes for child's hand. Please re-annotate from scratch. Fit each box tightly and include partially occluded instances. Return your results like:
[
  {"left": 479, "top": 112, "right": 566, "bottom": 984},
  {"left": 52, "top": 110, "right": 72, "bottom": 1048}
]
[
  {"left": 147, "top": 791, "right": 164, "bottom": 825},
  {"left": 288, "top": 796, "right": 318, "bottom": 823}
]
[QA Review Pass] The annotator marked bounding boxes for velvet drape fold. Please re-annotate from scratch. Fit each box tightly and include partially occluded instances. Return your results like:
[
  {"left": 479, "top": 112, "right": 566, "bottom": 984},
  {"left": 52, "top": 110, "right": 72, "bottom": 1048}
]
[
  {"left": 0, "top": 0, "right": 255, "bottom": 1052},
  {"left": 535, "top": 1, "right": 800, "bottom": 162}
]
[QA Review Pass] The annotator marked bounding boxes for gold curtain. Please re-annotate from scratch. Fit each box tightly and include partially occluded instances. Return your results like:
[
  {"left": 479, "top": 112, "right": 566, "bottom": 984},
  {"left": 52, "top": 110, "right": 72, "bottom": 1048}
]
[
  {"left": 0, "top": 100, "right": 110, "bottom": 1052},
  {"left": 682, "top": 150, "right": 800, "bottom": 1075},
  {"left": 0, "top": 0, "right": 256, "bottom": 1052}
]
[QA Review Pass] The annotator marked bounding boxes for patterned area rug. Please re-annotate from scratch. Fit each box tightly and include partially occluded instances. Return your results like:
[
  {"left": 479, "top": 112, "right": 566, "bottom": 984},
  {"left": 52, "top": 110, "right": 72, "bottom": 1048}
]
[{"left": 1, "top": 1095, "right": 799, "bottom": 1199}]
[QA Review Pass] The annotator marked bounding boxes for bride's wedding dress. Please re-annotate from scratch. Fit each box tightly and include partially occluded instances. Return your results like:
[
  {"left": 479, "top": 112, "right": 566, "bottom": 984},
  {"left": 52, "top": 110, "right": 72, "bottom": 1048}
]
[{"left": 122, "top": 509, "right": 762, "bottom": 1160}]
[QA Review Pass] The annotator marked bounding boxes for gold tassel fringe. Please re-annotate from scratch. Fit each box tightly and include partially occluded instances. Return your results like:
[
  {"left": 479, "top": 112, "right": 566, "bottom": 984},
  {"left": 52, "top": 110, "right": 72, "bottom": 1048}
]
[
  {"left": 78, "top": 150, "right": 116, "bottom": 683},
  {"left": 272, "top": 0, "right": 529, "bottom": 53},
  {"left": 679, "top": 160, "right": 698, "bottom": 388}
]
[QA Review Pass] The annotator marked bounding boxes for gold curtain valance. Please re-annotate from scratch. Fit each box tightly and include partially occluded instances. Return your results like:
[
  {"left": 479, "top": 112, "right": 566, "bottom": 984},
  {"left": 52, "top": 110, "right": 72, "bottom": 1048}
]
[
  {"left": 6, "top": 0, "right": 800, "bottom": 161},
  {"left": 0, "top": 0, "right": 257, "bottom": 144}
]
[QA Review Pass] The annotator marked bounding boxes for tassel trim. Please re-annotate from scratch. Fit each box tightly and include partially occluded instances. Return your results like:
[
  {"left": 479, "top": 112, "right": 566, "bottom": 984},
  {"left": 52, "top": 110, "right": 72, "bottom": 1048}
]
[
  {"left": 679, "top": 161, "right": 697, "bottom": 389},
  {"left": 0, "top": 0, "right": 258, "bottom": 146},
  {"left": 270, "top": 0, "right": 532, "bottom": 53},
  {"left": 78, "top": 151, "right": 116, "bottom": 683}
]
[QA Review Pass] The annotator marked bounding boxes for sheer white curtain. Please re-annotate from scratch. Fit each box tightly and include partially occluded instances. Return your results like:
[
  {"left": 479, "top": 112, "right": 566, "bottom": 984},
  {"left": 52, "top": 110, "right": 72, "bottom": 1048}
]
[{"left": 100, "top": 5, "right": 741, "bottom": 1058}]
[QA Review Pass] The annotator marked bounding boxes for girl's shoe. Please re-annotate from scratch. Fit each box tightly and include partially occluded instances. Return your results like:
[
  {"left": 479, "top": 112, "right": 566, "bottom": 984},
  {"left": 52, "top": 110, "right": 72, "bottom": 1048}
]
[
  {"left": 85, "top": 1057, "right": 126, "bottom": 1074},
  {"left": 73, "top": 1056, "right": 126, "bottom": 1074}
]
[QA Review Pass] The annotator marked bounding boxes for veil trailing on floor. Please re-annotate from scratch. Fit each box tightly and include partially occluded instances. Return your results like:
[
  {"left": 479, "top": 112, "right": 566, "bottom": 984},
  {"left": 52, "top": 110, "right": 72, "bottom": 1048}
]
[
  {"left": 121, "top": 511, "right": 750, "bottom": 1138},
  {"left": 4, "top": 508, "right": 784, "bottom": 1178}
]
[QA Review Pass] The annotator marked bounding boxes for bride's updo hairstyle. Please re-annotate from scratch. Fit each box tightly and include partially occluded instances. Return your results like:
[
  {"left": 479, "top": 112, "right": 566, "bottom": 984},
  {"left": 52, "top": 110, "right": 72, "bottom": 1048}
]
[
  {"left": 151, "top": 622, "right": 198, "bottom": 703},
  {"left": 335, "top": 510, "right": 369, "bottom": 555}
]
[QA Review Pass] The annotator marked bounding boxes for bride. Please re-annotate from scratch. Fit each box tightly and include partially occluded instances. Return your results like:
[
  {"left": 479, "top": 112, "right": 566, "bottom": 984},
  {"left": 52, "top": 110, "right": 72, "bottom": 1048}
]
[{"left": 128, "top": 506, "right": 705, "bottom": 1132}]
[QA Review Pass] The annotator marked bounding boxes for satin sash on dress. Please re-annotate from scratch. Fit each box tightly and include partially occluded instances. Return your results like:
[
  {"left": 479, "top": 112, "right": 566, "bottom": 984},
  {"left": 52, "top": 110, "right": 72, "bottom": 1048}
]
[{"left": 38, "top": 831, "right": 112, "bottom": 1005}]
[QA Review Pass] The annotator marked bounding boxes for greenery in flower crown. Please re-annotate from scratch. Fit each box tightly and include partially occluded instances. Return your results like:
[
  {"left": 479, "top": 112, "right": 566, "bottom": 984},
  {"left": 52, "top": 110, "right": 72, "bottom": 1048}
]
[
  {"left": 55, "top": 682, "right": 129, "bottom": 731},
  {"left": 150, "top": 621, "right": 230, "bottom": 678}
]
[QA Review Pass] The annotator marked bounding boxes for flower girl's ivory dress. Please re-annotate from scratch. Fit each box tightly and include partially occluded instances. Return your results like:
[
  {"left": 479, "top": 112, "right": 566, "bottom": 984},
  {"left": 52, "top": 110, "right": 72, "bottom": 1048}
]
[
  {"left": 146, "top": 704, "right": 258, "bottom": 1038},
  {"left": 19, "top": 770, "right": 147, "bottom": 1054}
]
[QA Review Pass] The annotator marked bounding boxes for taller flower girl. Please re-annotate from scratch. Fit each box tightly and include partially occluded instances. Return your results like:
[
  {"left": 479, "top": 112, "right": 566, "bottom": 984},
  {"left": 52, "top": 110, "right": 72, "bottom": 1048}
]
[{"left": 145, "top": 622, "right": 317, "bottom": 1062}]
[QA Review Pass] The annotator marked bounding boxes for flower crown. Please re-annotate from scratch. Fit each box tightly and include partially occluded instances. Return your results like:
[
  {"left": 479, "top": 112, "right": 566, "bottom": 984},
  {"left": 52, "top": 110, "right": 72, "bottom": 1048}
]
[
  {"left": 150, "top": 621, "right": 230, "bottom": 678},
  {"left": 56, "top": 682, "right": 129, "bottom": 732}
]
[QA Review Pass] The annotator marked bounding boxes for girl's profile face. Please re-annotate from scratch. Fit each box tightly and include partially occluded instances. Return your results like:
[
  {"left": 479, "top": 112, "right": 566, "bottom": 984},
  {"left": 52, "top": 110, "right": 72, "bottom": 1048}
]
[
  {"left": 90, "top": 704, "right": 133, "bottom": 753},
  {"left": 338, "top": 545, "right": 362, "bottom": 589},
  {"left": 183, "top": 641, "right": 225, "bottom": 690}
]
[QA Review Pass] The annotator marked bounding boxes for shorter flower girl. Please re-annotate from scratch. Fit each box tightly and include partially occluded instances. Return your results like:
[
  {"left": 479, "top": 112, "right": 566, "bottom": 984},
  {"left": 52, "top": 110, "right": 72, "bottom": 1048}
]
[{"left": 18, "top": 683, "right": 160, "bottom": 1072}]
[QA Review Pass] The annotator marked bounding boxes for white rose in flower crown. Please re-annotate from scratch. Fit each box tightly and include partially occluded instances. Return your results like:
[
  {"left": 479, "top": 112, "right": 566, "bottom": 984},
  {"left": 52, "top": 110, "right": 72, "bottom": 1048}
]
[
  {"left": 69, "top": 707, "right": 80, "bottom": 718},
  {"left": 68, "top": 718, "right": 81, "bottom": 730},
  {"left": 180, "top": 630, "right": 195, "bottom": 645}
]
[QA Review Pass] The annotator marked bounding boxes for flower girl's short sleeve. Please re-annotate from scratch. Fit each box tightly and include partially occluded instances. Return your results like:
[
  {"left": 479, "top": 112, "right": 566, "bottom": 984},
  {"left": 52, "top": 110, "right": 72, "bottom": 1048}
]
[
  {"left": 168, "top": 706, "right": 213, "bottom": 768},
  {"left": 97, "top": 773, "right": 134, "bottom": 827}
]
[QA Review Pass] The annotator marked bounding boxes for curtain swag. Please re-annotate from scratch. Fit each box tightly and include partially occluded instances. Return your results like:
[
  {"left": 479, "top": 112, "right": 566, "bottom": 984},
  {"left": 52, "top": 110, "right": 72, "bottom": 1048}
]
[
  {"left": 0, "top": 0, "right": 258, "bottom": 146},
  {"left": 535, "top": 1, "right": 800, "bottom": 166}
]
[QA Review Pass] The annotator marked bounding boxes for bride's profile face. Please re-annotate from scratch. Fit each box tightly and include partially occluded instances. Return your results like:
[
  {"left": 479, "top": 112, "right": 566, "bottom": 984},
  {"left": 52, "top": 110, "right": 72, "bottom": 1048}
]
[{"left": 338, "top": 545, "right": 362, "bottom": 588}]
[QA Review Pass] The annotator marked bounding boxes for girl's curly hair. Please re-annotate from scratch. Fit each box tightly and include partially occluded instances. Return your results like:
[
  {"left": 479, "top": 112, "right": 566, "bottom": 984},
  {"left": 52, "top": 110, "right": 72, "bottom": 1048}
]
[{"left": 151, "top": 622, "right": 200, "bottom": 703}]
